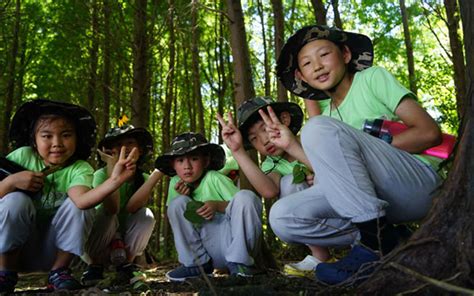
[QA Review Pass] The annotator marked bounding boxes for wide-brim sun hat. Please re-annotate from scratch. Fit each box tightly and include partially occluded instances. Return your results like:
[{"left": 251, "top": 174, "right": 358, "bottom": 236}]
[
  {"left": 237, "top": 96, "right": 304, "bottom": 149},
  {"left": 9, "top": 99, "right": 96, "bottom": 160},
  {"left": 155, "top": 132, "right": 225, "bottom": 176},
  {"left": 99, "top": 124, "right": 154, "bottom": 159},
  {"left": 276, "top": 25, "right": 374, "bottom": 100}
]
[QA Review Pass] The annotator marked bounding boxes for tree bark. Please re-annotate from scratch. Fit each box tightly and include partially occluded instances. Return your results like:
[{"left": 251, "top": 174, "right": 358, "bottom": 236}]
[
  {"left": 445, "top": 0, "right": 467, "bottom": 117},
  {"left": 161, "top": 0, "right": 177, "bottom": 258},
  {"left": 100, "top": 0, "right": 111, "bottom": 139},
  {"left": 360, "top": 1, "right": 474, "bottom": 293},
  {"left": 225, "top": 0, "right": 255, "bottom": 105},
  {"left": 256, "top": 0, "right": 270, "bottom": 96},
  {"left": 131, "top": 0, "right": 149, "bottom": 128},
  {"left": 1, "top": 0, "right": 20, "bottom": 155},
  {"left": 271, "top": 0, "right": 288, "bottom": 102},
  {"left": 191, "top": 0, "right": 205, "bottom": 135},
  {"left": 87, "top": 0, "right": 99, "bottom": 114},
  {"left": 332, "top": 0, "right": 343, "bottom": 29},
  {"left": 399, "top": 0, "right": 418, "bottom": 95},
  {"left": 311, "top": 0, "right": 327, "bottom": 25}
]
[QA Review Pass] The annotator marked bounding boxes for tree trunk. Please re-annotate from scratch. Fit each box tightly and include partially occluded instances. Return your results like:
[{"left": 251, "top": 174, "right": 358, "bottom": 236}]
[
  {"left": 131, "top": 0, "right": 149, "bottom": 128},
  {"left": 360, "top": 1, "right": 474, "bottom": 293},
  {"left": 161, "top": 0, "right": 177, "bottom": 259},
  {"left": 191, "top": 0, "right": 205, "bottom": 135},
  {"left": 100, "top": 0, "right": 111, "bottom": 139},
  {"left": 87, "top": 0, "right": 99, "bottom": 114},
  {"left": 445, "top": 0, "right": 467, "bottom": 117},
  {"left": 271, "top": 0, "right": 288, "bottom": 102},
  {"left": 225, "top": 0, "right": 255, "bottom": 105},
  {"left": 399, "top": 0, "right": 418, "bottom": 96},
  {"left": 256, "top": 0, "right": 270, "bottom": 96},
  {"left": 331, "top": 0, "right": 343, "bottom": 29},
  {"left": 1, "top": 0, "right": 20, "bottom": 155},
  {"left": 311, "top": 0, "right": 327, "bottom": 25}
]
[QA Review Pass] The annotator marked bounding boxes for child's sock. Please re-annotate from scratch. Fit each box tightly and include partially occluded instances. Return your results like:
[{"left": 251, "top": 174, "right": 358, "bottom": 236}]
[{"left": 354, "top": 217, "right": 398, "bottom": 255}]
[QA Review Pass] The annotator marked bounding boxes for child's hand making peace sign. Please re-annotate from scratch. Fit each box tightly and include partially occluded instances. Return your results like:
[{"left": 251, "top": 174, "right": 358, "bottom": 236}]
[
  {"left": 258, "top": 106, "right": 298, "bottom": 151},
  {"left": 216, "top": 112, "right": 244, "bottom": 153},
  {"left": 110, "top": 146, "right": 139, "bottom": 183}
]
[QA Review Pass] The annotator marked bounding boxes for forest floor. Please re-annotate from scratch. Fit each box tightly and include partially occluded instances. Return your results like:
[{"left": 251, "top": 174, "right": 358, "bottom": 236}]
[{"left": 11, "top": 260, "right": 353, "bottom": 295}]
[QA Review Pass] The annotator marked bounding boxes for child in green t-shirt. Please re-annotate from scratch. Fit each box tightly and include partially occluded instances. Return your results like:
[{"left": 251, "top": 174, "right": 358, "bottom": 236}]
[
  {"left": 82, "top": 123, "right": 162, "bottom": 287},
  {"left": 155, "top": 132, "right": 262, "bottom": 282},
  {"left": 269, "top": 25, "right": 443, "bottom": 285},
  {"left": 217, "top": 96, "right": 334, "bottom": 277},
  {"left": 0, "top": 99, "right": 138, "bottom": 293}
]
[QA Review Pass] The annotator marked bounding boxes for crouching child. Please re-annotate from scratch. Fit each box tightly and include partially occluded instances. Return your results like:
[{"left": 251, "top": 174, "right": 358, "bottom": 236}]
[{"left": 155, "top": 132, "right": 263, "bottom": 281}]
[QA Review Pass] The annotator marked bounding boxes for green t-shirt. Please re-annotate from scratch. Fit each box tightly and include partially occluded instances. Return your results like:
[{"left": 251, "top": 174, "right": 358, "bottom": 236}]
[
  {"left": 167, "top": 170, "right": 238, "bottom": 205},
  {"left": 218, "top": 144, "right": 239, "bottom": 175},
  {"left": 261, "top": 155, "right": 306, "bottom": 177},
  {"left": 319, "top": 66, "right": 442, "bottom": 171},
  {"left": 7, "top": 146, "right": 93, "bottom": 212},
  {"left": 93, "top": 167, "right": 150, "bottom": 211}
]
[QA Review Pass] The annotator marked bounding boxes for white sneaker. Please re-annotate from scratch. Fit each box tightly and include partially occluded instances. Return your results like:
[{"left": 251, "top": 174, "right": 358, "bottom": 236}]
[{"left": 283, "top": 255, "right": 321, "bottom": 277}]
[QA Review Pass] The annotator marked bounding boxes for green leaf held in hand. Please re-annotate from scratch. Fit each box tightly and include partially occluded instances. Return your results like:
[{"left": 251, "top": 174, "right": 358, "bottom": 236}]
[
  {"left": 292, "top": 164, "right": 310, "bottom": 184},
  {"left": 184, "top": 200, "right": 206, "bottom": 226}
]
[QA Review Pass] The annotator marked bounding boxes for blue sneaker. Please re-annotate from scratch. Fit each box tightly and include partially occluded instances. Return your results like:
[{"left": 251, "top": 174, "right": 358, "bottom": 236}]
[
  {"left": 165, "top": 261, "right": 213, "bottom": 282},
  {"left": 226, "top": 262, "right": 255, "bottom": 277},
  {"left": 315, "top": 245, "right": 380, "bottom": 285},
  {"left": 48, "top": 267, "right": 82, "bottom": 290},
  {"left": 0, "top": 270, "right": 18, "bottom": 293}
]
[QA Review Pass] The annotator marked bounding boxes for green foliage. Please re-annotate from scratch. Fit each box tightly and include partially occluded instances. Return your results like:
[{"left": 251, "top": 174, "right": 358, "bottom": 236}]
[{"left": 183, "top": 200, "right": 205, "bottom": 226}]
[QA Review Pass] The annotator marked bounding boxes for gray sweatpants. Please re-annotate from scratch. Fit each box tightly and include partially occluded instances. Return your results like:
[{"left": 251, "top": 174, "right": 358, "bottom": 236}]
[
  {"left": 83, "top": 207, "right": 155, "bottom": 264},
  {"left": 0, "top": 192, "right": 94, "bottom": 271},
  {"left": 167, "top": 190, "right": 262, "bottom": 269},
  {"left": 270, "top": 116, "right": 440, "bottom": 247}
]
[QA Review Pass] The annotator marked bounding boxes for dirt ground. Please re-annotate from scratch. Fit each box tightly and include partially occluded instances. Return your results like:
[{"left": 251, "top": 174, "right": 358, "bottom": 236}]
[{"left": 12, "top": 261, "right": 346, "bottom": 295}]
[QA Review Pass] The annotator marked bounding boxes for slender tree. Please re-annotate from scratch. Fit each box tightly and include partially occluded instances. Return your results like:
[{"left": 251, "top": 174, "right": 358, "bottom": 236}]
[
  {"left": 1, "top": 0, "right": 20, "bottom": 154},
  {"left": 100, "top": 0, "right": 112, "bottom": 138},
  {"left": 311, "top": 0, "right": 327, "bottom": 25},
  {"left": 87, "top": 0, "right": 99, "bottom": 114},
  {"left": 332, "top": 0, "right": 343, "bottom": 29},
  {"left": 225, "top": 0, "right": 255, "bottom": 105},
  {"left": 131, "top": 0, "right": 149, "bottom": 128},
  {"left": 445, "top": 0, "right": 467, "bottom": 116},
  {"left": 161, "top": 0, "right": 177, "bottom": 258},
  {"left": 191, "top": 0, "right": 205, "bottom": 135},
  {"left": 271, "top": 0, "right": 288, "bottom": 102},
  {"left": 256, "top": 0, "right": 270, "bottom": 96},
  {"left": 399, "top": 0, "right": 418, "bottom": 95}
]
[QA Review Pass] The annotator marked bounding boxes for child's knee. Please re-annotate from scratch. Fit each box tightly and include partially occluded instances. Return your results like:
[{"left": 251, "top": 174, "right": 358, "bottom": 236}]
[
  {"left": 1, "top": 192, "right": 35, "bottom": 219},
  {"left": 167, "top": 195, "right": 191, "bottom": 216},
  {"left": 302, "top": 116, "right": 342, "bottom": 140},
  {"left": 232, "top": 190, "right": 262, "bottom": 210}
]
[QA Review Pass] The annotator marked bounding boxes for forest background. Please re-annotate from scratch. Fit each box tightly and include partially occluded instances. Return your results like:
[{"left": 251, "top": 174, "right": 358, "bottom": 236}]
[{"left": 0, "top": 0, "right": 472, "bottom": 293}]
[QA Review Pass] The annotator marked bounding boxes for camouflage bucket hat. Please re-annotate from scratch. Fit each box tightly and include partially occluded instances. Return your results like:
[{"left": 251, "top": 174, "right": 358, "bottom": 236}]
[
  {"left": 155, "top": 132, "right": 225, "bottom": 176},
  {"left": 238, "top": 96, "right": 304, "bottom": 150},
  {"left": 276, "top": 25, "right": 373, "bottom": 100},
  {"left": 99, "top": 124, "right": 154, "bottom": 160},
  {"left": 9, "top": 99, "right": 96, "bottom": 160}
]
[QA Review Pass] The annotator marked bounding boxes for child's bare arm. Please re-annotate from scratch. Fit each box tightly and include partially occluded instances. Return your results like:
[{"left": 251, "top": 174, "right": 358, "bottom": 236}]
[
  {"left": 125, "top": 169, "right": 164, "bottom": 213},
  {"left": 217, "top": 112, "right": 281, "bottom": 198},
  {"left": 67, "top": 147, "right": 138, "bottom": 209},
  {"left": 304, "top": 99, "right": 321, "bottom": 117},
  {"left": 393, "top": 97, "right": 442, "bottom": 153},
  {"left": 0, "top": 171, "right": 44, "bottom": 198}
]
